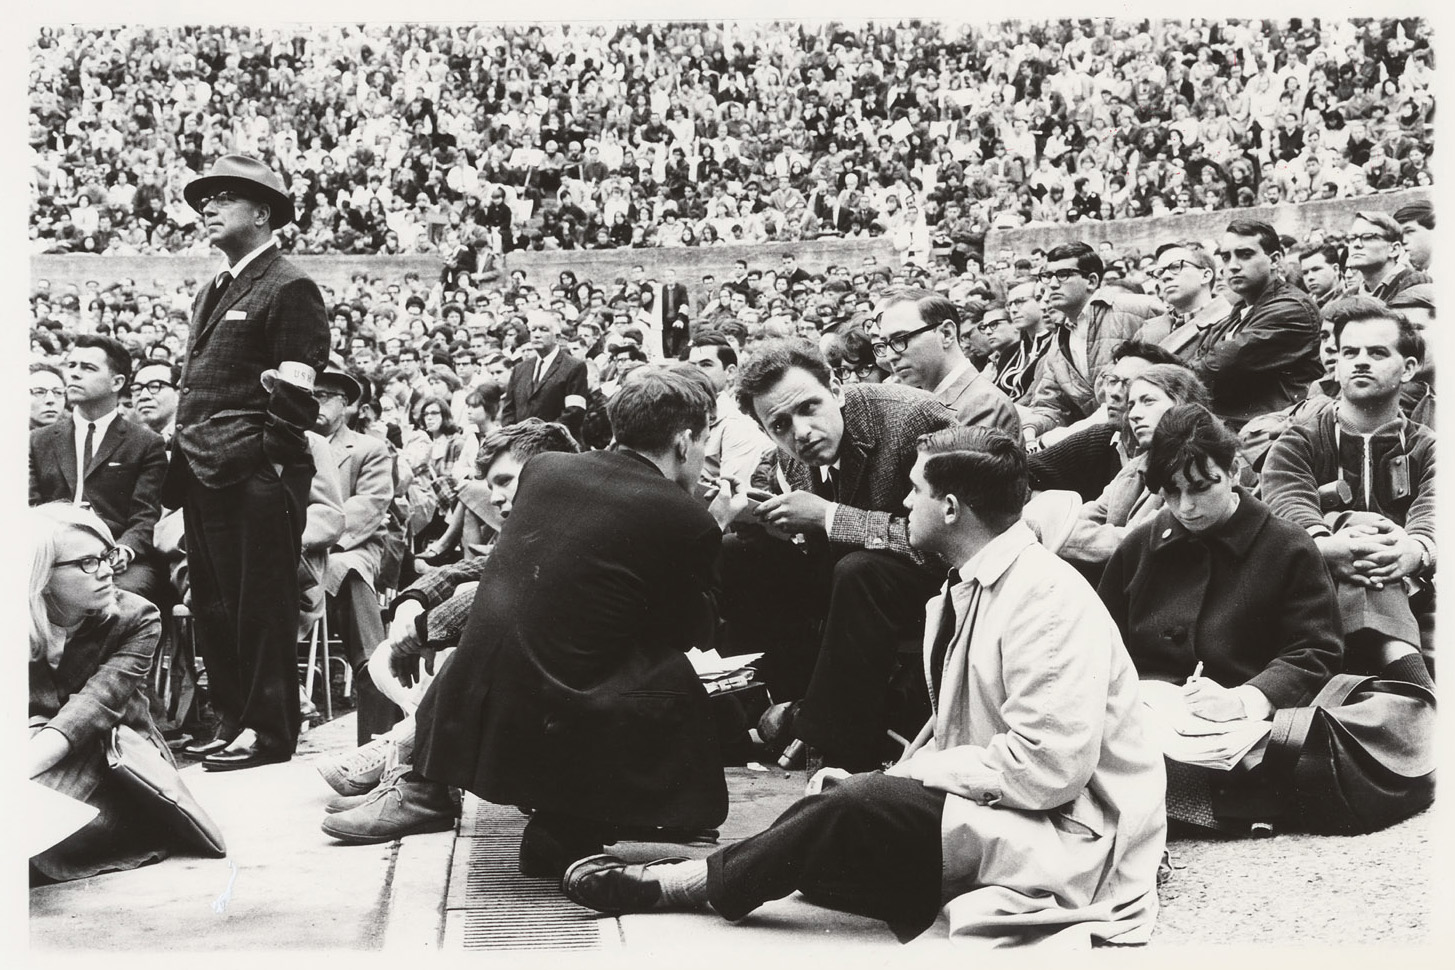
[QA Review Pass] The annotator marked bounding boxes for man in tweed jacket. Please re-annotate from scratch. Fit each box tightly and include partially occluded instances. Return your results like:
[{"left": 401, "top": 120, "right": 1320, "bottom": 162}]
[
  {"left": 721, "top": 340, "right": 955, "bottom": 771},
  {"left": 161, "top": 155, "right": 329, "bottom": 769}
]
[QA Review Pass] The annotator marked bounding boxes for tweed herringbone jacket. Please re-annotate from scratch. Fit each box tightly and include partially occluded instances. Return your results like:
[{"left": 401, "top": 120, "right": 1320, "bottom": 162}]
[{"left": 751, "top": 381, "right": 956, "bottom": 566}]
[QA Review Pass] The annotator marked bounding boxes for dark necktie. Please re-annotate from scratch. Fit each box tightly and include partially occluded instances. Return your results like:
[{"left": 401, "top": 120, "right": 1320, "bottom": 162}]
[
  {"left": 201, "top": 271, "right": 231, "bottom": 321},
  {"left": 814, "top": 467, "right": 837, "bottom": 502},
  {"left": 929, "top": 569, "right": 962, "bottom": 697},
  {"left": 79, "top": 421, "right": 96, "bottom": 501},
  {"left": 534, "top": 357, "right": 547, "bottom": 390}
]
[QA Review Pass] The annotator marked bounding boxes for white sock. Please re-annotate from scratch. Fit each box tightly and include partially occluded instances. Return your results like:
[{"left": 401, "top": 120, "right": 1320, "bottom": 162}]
[{"left": 651, "top": 859, "right": 710, "bottom": 909}]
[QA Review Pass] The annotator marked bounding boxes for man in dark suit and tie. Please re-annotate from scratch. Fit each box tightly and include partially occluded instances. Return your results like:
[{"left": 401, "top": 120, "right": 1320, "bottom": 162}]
[
  {"left": 720, "top": 339, "right": 956, "bottom": 772},
  {"left": 31, "top": 333, "right": 168, "bottom": 605},
  {"left": 162, "top": 154, "right": 330, "bottom": 770},
  {"left": 501, "top": 311, "right": 589, "bottom": 428},
  {"left": 659, "top": 268, "right": 692, "bottom": 360}
]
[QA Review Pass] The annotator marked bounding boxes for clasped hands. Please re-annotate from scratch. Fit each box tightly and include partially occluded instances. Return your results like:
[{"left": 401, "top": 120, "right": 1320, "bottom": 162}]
[{"left": 1317, "top": 513, "right": 1425, "bottom": 589}]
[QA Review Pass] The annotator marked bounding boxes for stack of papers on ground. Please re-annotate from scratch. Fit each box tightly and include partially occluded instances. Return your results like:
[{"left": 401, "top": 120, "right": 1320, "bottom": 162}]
[
  {"left": 686, "top": 648, "right": 762, "bottom": 679},
  {"left": 1139, "top": 680, "right": 1273, "bottom": 771}
]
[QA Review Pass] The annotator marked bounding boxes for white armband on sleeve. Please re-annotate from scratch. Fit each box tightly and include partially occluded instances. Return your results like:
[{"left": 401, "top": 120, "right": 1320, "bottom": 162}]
[{"left": 261, "top": 361, "right": 317, "bottom": 392}]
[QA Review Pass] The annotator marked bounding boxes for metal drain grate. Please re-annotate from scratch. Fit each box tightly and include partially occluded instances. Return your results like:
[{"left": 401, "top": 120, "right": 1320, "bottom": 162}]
[{"left": 444, "top": 799, "right": 611, "bottom": 951}]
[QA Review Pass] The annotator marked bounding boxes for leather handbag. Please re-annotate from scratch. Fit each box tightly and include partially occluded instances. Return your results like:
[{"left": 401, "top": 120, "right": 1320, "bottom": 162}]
[
  {"left": 106, "top": 724, "right": 227, "bottom": 856},
  {"left": 1265, "top": 674, "right": 1436, "bottom": 834}
]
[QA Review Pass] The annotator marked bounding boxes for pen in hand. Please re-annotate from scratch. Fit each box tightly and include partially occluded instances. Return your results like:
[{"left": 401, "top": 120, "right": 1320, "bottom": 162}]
[{"left": 1187, "top": 661, "right": 1204, "bottom": 685}]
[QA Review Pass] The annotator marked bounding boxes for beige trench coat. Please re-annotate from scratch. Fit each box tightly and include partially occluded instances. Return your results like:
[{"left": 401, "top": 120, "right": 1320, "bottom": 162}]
[{"left": 891, "top": 521, "right": 1167, "bottom": 947}]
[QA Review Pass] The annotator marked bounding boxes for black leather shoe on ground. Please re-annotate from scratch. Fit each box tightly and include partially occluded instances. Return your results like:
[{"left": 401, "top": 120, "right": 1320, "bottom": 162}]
[
  {"left": 202, "top": 733, "right": 291, "bottom": 772},
  {"left": 561, "top": 854, "right": 688, "bottom": 915}
]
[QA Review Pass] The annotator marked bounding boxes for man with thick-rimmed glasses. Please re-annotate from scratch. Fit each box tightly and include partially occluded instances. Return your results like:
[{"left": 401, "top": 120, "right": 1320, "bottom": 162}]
[
  {"left": 1135, "top": 243, "right": 1233, "bottom": 357},
  {"left": 1347, "top": 210, "right": 1430, "bottom": 304},
  {"left": 870, "top": 288, "right": 1019, "bottom": 439},
  {"left": 1022, "top": 242, "right": 1161, "bottom": 448},
  {"left": 130, "top": 361, "right": 181, "bottom": 443}
]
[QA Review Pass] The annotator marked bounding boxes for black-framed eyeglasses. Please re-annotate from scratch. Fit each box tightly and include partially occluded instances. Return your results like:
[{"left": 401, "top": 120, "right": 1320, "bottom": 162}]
[
  {"left": 976, "top": 316, "right": 1011, "bottom": 333},
  {"left": 871, "top": 321, "right": 942, "bottom": 358},
  {"left": 422, "top": 409, "right": 443, "bottom": 417},
  {"left": 55, "top": 546, "right": 126, "bottom": 574},
  {"left": 1035, "top": 268, "right": 1088, "bottom": 284},
  {"left": 131, "top": 379, "right": 176, "bottom": 395},
  {"left": 312, "top": 388, "right": 347, "bottom": 402},
  {"left": 200, "top": 191, "right": 248, "bottom": 208},
  {"left": 1347, "top": 231, "right": 1395, "bottom": 246},
  {"left": 1153, "top": 259, "right": 1200, "bottom": 280},
  {"left": 844, "top": 360, "right": 880, "bottom": 379}
]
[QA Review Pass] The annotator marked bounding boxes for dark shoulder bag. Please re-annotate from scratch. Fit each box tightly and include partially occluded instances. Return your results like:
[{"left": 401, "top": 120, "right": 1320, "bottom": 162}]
[{"left": 1264, "top": 673, "right": 1436, "bottom": 834}]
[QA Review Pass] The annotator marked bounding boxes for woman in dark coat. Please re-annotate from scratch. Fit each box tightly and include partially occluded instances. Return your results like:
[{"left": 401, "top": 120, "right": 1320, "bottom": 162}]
[
  {"left": 1098, "top": 405, "right": 1344, "bottom": 830},
  {"left": 29, "top": 504, "right": 181, "bottom": 882}
]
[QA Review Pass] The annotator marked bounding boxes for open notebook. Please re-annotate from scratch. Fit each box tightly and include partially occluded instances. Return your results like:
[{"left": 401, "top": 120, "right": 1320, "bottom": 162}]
[{"left": 1138, "top": 679, "right": 1273, "bottom": 771}]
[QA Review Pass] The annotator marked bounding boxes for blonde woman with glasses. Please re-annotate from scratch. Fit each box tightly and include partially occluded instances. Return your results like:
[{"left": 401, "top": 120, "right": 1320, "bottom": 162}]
[{"left": 29, "top": 503, "right": 179, "bottom": 883}]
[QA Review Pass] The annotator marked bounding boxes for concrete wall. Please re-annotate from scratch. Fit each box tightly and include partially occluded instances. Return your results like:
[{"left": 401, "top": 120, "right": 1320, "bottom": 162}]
[
  {"left": 500, "top": 237, "right": 896, "bottom": 287},
  {"left": 984, "top": 188, "right": 1432, "bottom": 257},
  {"left": 29, "top": 254, "right": 446, "bottom": 300},
  {"left": 28, "top": 238, "right": 897, "bottom": 302}
]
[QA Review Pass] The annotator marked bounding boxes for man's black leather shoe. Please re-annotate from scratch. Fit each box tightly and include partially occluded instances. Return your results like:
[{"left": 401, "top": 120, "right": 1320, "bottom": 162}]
[
  {"left": 202, "top": 732, "right": 291, "bottom": 772},
  {"left": 561, "top": 854, "right": 688, "bottom": 915}
]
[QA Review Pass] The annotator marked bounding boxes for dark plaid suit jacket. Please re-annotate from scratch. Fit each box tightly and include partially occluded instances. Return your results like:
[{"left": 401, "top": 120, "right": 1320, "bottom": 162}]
[
  {"left": 751, "top": 382, "right": 955, "bottom": 566},
  {"left": 164, "top": 245, "right": 329, "bottom": 502}
]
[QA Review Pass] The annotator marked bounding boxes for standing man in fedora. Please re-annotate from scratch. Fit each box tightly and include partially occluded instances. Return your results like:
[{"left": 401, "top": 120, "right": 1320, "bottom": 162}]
[{"left": 162, "top": 154, "right": 330, "bottom": 771}]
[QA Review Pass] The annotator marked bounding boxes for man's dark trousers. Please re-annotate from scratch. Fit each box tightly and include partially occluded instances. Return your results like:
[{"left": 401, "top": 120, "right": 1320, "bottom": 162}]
[
  {"left": 181, "top": 459, "right": 310, "bottom": 754},
  {"left": 706, "top": 772, "right": 946, "bottom": 941},
  {"left": 719, "top": 534, "right": 940, "bottom": 771}
]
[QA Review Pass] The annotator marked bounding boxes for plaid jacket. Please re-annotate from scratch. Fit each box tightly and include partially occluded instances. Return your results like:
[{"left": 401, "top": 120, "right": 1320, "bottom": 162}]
[
  {"left": 165, "top": 246, "right": 329, "bottom": 500},
  {"left": 750, "top": 382, "right": 955, "bottom": 567},
  {"left": 390, "top": 555, "right": 491, "bottom": 651}
]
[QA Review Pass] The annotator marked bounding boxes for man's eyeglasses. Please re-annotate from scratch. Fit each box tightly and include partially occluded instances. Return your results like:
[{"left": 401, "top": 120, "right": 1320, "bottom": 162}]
[
  {"left": 131, "top": 380, "right": 176, "bottom": 395},
  {"left": 312, "top": 388, "right": 347, "bottom": 403},
  {"left": 30, "top": 387, "right": 65, "bottom": 399},
  {"left": 55, "top": 546, "right": 126, "bottom": 574},
  {"left": 1153, "top": 259, "right": 1201, "bottom": 280},
  {"left": 845, "top": 360, "right": 880, "bottom": 379},
  {"left": 976, "top": 316, "right": 1010, "bottom": 334},
  {"left": 871, "top": 321, "right": 942, "bottom": 357},
  {"left": 200, "top": 191, "right": 248, "bottom": 208},
  {"left": 1035, "top": 268, "right": 1088, "bottom": 284},
  {"left": 1347, "top": 232, "right": 1395, "bottom": 246}
]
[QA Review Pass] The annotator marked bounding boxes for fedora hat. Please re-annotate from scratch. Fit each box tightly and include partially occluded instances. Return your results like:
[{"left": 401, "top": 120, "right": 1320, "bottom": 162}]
[
  {"left": 184, "top": 154, "right": 295, "bottom": 228},
  {"left": 317, "top": 361, "right": 365, "bottom": 406}
]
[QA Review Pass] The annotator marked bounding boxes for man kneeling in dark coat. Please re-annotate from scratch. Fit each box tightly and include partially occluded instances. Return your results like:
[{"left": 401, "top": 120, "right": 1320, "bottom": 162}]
[{"left": 408, "top": 364, "right": 730, "bottom": 878}]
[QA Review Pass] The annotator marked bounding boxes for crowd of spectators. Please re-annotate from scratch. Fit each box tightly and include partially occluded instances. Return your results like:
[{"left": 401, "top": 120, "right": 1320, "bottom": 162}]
[{"left": 30, "top": 17, "right": 1434, "bottom": 268}]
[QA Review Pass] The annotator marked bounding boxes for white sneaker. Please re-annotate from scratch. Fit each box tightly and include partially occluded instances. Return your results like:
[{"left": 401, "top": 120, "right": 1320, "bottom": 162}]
[{"left": 316, "top": 736, "right": 396, "bottom": 796}]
